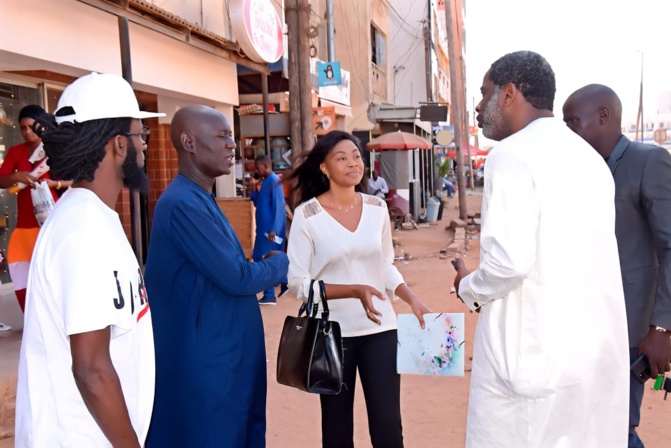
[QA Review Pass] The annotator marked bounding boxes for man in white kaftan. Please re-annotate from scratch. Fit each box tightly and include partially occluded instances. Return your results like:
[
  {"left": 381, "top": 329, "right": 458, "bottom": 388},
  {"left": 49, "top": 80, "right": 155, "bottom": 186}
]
[{"left": 454, "top": 51, "right": 629, "bottom": 448}]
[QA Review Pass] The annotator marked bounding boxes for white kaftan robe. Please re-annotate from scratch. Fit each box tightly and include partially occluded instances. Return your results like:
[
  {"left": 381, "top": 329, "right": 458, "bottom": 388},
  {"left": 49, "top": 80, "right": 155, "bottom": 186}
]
[{"left": 459, "top": 117, "right": 629, "bottom": 447}]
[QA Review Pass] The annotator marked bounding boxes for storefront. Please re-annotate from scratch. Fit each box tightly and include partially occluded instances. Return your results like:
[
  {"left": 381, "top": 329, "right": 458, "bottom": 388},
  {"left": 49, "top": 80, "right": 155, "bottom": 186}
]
[{"left": 0, "top": 0, "right": 265, "bottom": 299}]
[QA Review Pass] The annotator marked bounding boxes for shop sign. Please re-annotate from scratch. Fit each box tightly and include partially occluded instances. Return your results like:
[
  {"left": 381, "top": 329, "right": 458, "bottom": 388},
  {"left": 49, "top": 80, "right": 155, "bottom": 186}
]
[
  {"left": 311, "top": 59, "right": 350, "bottom": 106},
  {"left": 319, "top": 70, "right": 350, "bottom": 106},
  {"left": 317, "top": 61, "right": 342, "bottom": 87},
  {"left": 312, "top": 107, "right": 336, "bottom": 135},
  {"left": 230, "top": 0, "right": 284, "bottom": 63}
]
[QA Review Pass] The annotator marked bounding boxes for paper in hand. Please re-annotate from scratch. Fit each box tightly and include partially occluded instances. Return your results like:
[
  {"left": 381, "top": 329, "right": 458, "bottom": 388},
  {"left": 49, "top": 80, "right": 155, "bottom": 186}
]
[{"left": 397, "top": 313, "right": 465, "bottom": 376}]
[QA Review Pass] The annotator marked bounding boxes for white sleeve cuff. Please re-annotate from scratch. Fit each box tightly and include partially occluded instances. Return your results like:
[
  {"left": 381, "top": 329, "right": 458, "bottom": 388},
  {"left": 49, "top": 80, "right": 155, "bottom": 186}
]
[
  {"left": 458, "top": 272, "right": 481, "bottom": 312},
  {"left": 292, "top": 279, "right": 322, "bottom": 304}
]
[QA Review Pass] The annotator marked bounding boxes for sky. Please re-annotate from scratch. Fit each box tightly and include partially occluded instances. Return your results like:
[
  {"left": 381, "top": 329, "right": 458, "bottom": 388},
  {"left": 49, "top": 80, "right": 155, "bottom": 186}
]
[{"left": 464, "top": 0, "right": 671, "bottom": 138}]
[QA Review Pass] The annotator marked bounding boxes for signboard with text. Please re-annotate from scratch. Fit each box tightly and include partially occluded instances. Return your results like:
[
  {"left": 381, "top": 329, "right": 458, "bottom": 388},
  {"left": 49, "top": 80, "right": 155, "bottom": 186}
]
[{"left": 230, "top": 0, "right": 284, "bottom": 63}]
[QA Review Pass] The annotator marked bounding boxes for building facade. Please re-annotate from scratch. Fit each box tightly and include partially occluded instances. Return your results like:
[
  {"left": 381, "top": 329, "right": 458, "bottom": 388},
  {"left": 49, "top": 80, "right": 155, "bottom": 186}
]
[
  {"left": 0, "top": 0, "right": 271, "bottom": 307},
  {"left": 319, "top": 0, "right": 392, "bottom": 132}
]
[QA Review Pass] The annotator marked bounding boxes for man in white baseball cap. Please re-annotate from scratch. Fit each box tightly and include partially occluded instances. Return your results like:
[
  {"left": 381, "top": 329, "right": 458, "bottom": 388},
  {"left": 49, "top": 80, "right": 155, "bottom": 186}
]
[{"left": 15, "top": 72, "right": 164, "bottom": 447}]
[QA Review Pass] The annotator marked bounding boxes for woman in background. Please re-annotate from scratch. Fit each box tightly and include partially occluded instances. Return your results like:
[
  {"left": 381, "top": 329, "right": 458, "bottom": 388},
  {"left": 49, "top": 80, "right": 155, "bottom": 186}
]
[{"left": 0, "top": 105, "right": 71, "bottom": 312}]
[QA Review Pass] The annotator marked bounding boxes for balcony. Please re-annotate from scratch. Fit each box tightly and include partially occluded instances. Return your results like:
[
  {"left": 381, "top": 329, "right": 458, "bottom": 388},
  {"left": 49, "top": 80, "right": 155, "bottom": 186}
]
[{"left": 371, "top": 63, "right": 387, "bottom": 102}]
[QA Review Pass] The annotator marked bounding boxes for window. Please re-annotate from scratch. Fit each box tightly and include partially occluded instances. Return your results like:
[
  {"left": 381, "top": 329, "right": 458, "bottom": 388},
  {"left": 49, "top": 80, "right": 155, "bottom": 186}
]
[
  {"left": 45, "top": 87, "right": 64, "bottom": 113},
  {"left": 370, "top": 25, "right": 386, "bottom": 68}
]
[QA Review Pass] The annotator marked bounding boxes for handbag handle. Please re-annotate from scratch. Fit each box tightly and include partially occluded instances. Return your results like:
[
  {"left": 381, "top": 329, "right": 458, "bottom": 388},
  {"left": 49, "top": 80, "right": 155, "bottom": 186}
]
[
  {"left": 299, "top": 279, "right": 318, "bottom": 317},
  {"left": 299, "top": 280, "right": 330, "bottom": 321},
  {"left": 317, "top": 280, "right": 330, "bottom": 321}
]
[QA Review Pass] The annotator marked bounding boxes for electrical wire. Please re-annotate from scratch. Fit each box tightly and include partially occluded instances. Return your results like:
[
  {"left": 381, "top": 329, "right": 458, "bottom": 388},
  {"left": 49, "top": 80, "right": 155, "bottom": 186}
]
[{"left": 380, "top": 0, "right": 422, "bottom": 38}]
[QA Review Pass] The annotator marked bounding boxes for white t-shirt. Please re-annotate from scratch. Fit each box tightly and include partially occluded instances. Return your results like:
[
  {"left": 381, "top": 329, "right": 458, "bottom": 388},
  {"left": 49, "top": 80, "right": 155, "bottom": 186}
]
[
  {"left": 367, "top": 176, "right": 389, "bottom": 195},
  {"left": 15, "top": 188, "right": 155, "bottom": 447},
  {"left": 287, "top": 194, "right": 404, "bottom": 337}
]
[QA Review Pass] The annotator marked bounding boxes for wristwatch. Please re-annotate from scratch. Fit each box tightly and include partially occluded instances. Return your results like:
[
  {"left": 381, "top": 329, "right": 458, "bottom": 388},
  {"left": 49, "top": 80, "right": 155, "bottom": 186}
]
[{"left": 654, "top": 326, "right": 669, "bottom": 333}]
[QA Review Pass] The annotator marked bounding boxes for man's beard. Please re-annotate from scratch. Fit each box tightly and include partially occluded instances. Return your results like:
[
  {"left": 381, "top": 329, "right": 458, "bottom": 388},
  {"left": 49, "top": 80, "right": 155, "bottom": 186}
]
[
  {"left": 122, "top": 140, "right": 149, "bottom": 193},
  {"left": 481, "top": 88, "right": 511, "bottom": 141}
]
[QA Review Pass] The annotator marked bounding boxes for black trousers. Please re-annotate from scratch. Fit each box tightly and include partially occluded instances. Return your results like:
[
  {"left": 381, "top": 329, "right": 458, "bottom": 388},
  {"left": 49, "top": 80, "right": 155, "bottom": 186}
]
[{"left": 320, "top": 329, "right": 403, "bottom": 448}]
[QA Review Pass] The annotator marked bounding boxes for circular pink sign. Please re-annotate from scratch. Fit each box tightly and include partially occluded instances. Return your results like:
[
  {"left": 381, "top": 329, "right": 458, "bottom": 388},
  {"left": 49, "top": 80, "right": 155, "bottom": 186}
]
[{"left": 232, "top": 0, "right": 284, "bottom": 63}]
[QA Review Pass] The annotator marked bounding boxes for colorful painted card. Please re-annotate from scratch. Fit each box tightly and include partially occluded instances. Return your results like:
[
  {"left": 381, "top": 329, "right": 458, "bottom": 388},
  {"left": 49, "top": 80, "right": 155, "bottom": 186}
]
[{"left": 396, "top": 313, "right": 465, "bottom": 376}]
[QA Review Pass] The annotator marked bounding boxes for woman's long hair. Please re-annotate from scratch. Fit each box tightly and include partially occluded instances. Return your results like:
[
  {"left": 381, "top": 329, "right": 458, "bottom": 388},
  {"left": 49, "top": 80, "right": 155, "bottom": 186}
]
[{"left": 288, "top": 130, "right": 367, "bottom": 205}]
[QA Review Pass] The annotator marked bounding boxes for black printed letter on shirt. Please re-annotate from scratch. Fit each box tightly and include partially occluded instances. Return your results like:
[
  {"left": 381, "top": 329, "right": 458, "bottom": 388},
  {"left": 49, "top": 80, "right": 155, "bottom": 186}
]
[
  {"left": 113, "top": 271, "right": 125, "bottom": 309},
  {"left": 129, "top": 281, "right": 135, "bottom": 315}
]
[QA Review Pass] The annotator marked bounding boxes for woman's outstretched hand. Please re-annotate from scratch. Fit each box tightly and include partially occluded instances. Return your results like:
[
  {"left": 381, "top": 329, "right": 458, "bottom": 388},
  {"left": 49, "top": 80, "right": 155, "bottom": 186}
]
[
  {"left": 409, "top": 299, "right": 431, "bottom": 329},
  {"left": 352, "top": 285, "right": 386, "bottom": 325}
]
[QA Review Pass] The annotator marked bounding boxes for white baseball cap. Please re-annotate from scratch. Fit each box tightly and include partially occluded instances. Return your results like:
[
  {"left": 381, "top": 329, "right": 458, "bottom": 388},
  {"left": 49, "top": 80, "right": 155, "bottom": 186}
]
[{"left": 55, "top": 72, "right": 165, "bottom": 124}]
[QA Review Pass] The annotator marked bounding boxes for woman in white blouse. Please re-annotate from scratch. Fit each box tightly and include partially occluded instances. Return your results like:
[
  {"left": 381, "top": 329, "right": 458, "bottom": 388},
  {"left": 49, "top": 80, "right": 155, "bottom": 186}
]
[{"left": 287, "top": 131, "right": 430, "bottom": 448}]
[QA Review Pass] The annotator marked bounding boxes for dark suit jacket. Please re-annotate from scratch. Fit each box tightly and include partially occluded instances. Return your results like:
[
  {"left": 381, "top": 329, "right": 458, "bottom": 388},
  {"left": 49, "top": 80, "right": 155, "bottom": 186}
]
[{"left": 608, "top": 136, "right": 671, "bottom": 347}]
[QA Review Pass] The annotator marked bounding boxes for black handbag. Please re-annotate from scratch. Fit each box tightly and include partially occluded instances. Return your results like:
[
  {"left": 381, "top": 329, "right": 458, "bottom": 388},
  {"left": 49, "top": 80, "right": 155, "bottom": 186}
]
[{"left": 276, "top": 280, "right": 344, "bottom": 395}]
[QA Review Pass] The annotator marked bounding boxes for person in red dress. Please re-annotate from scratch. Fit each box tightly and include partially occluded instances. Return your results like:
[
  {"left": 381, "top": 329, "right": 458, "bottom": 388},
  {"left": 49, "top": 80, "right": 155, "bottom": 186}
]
[{"left": 0, "top": 105, "right": 71, "bottom": 312}]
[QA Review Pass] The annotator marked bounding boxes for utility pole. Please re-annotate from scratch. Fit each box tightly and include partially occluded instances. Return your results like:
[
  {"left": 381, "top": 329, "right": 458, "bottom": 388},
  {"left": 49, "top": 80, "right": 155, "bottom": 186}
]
[
  {"left": 456, "top": 3, "right": 473, "bottom": 189},
  {"left": 462, "top": 61, "right": 474, "bottom": 189},
  {"left": 636, "top": 52, "right": 644, "bottom": 143},
  {"left": 287, "top": 0, "right": 314, "bottom": 159},
  {"left": 286, "top": 0, "right": 302, "bottom": 160},
  {"left": 445, "top": 0, "right": 467, "bottom": 220},
  {"left": 423, "top": 11, "right": 432, "bottom": 102},
  {"left": 297, "top": 0, "right": 314, "bottom": 152},
  {"left": 472, "top": 97, "right": 479, "bottom": 148},
  {"left": 424, "top": 1, "right": 436, "bottom": 201},
  {"left": 325, "top": 0, "right": 335, "bottom": 61}
]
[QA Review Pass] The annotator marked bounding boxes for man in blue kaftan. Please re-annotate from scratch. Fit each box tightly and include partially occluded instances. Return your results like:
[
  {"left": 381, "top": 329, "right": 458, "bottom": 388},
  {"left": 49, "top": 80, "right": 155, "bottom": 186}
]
[
  {"left": 145, "top": 106, "right": 288, "bottom": 448},
  {"left": 250, "top": 155, "right": 288, "bottom": 305}
]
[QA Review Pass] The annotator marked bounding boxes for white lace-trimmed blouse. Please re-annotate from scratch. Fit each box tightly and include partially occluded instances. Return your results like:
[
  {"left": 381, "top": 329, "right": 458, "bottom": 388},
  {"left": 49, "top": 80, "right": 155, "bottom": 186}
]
[{"left": 287, "top": 194, "right": 405, "bottom": 337}]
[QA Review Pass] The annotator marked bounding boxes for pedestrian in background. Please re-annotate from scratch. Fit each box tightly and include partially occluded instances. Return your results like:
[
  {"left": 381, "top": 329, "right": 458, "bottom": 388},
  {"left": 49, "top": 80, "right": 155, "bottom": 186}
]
[
  {"left": 287, "top": 130, "right": 430, "bottom": 448},
  {"left": 453, "top": 51, "right": 629, "bottom": 447},
  {"left": 563, "top": 84, "right": 671, "bottom": 448},
  {"left": 0, "top": 105, "right": 71, "bottom": 312},
  {"left": 442, "top": 175, "right": 454, "bottom": 198},
  {"left": 367, "top": 169, "right": 388, "bottom": 198},
  {"left": 250, "top": 155, "right": 288, "bottom": 305}
]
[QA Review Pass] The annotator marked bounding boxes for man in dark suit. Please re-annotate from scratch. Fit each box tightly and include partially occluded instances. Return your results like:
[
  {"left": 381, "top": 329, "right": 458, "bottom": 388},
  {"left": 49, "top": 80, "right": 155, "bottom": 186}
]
[{"left": 563, "top": 84, "right": 671, "bottom": 448}]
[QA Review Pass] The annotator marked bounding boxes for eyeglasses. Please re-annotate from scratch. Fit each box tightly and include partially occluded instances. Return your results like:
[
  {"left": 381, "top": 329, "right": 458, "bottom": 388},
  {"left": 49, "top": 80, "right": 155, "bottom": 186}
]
[{"left": 124, "top": 126, "right": 151, "bottom": 146}]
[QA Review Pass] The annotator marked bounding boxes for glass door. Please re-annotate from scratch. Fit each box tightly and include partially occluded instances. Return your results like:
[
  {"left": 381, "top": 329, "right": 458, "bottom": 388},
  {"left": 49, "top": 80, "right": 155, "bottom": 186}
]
[{"left": 0, "top": 81, "right": 41, "bottom": 284}]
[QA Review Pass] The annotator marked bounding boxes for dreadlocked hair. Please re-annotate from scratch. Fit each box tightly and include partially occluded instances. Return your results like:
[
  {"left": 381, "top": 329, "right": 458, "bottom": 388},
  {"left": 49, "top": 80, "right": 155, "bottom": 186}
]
[
  {"left": 34, "top": 116, "right": 131, "bottom": 183},
  {"left": 287, "top": 130, "right": 367, "bottom": 206}
]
